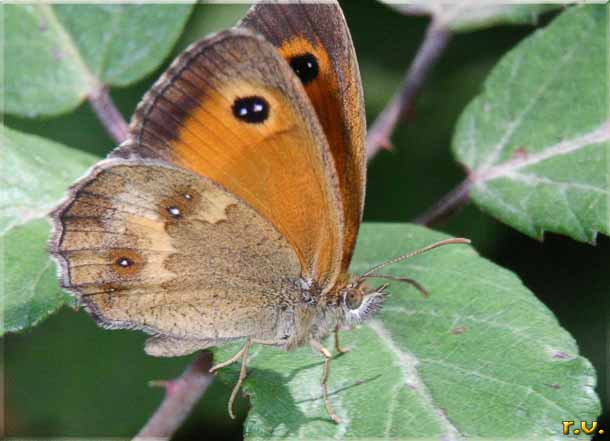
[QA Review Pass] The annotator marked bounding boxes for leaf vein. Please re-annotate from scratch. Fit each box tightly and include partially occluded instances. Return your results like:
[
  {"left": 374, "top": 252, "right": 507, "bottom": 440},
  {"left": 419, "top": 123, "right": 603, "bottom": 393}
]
[{"left": 368, "top": 320, "right": 462, "bottom": 440}]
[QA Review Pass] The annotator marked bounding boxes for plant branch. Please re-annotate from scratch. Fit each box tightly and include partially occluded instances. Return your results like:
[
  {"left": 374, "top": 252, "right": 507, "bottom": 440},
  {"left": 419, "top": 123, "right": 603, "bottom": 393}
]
[
  {"left": 414, "top": 178, "right": 472, "bottom": 226},
  {"left": 88, "top": 85, "right": 130, "bottom": 144},
  {"left": 367, "top": 18, "right": 451, "bottom": 160},
  {"left": 133, "top": 351, "right": 214, "bottom": 440}
]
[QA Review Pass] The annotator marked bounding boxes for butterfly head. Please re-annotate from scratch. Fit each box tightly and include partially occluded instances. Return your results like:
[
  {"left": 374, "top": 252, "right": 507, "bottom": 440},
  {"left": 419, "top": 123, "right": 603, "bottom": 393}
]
[{"left": 339, "top": 280, "right": 388, "bottom": 325}]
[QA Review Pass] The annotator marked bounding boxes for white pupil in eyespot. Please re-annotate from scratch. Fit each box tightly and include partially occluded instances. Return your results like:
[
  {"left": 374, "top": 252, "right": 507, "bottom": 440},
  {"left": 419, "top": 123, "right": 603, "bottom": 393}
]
[
  {"left": 240, "top": 103, "right": 263, "bottom": 115},
  {"left": 232, "top": 96, "right": 269, "bottom": 123},
  {"left": 117, "top": 257, "right": 132, "bottom": 267}
]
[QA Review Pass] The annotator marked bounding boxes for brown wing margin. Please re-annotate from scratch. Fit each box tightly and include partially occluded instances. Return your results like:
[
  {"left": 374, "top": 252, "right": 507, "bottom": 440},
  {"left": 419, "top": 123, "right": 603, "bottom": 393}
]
[
  {"left": 239, "top": 0, "right": 367, "bottom": 274},
  {"left": 113, "top": 29, "right": 344, "bottom": 291}
]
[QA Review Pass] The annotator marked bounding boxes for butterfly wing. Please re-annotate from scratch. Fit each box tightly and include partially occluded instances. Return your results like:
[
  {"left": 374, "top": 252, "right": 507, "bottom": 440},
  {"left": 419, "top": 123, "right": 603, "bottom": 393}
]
[
  {"left": 51, "top": 161, "right": 303, "bottom": 356},
  {"left": 119, "top": 29, "right": 344, "bottom": 291},
  {"left": 239, "top": 0, "right": 366, "bottom": 273}
]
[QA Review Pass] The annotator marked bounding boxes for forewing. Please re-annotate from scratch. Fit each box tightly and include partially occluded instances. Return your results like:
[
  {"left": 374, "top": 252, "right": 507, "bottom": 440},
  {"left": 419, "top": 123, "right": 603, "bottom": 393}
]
[
  {"left": 240, "top": 0, "right": 366, "bottom": 272},
  {"left": 120, "top": 29, "right": 343, "bottom": 291}
]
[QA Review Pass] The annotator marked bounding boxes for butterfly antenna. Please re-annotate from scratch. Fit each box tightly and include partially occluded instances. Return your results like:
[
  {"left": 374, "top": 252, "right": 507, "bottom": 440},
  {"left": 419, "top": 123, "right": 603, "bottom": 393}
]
[
  {"left": 359, "top": 237, "right": 471, "bottom": 278},
  {"left": 360, "top": 274, "right": 429, "bottom": 298}
]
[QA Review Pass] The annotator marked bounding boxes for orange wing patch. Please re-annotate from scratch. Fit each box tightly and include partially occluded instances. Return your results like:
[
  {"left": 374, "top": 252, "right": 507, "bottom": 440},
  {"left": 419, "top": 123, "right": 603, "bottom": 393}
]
[{"left": 277, "top": 36, "right": 345, "bottom": 182}]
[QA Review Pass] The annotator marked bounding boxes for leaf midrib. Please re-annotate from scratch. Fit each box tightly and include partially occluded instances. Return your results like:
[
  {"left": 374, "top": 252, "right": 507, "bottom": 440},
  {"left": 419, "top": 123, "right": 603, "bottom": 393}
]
[
  {"left": 474, "top": 120, "right": 610, "bottom": 184},
  {"left": 368, "top": 319, "right": 462, "bottom": 441}
]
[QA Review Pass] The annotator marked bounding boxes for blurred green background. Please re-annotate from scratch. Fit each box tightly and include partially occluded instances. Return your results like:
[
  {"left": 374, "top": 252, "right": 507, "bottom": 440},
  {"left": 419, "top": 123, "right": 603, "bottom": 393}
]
[{"left": 4, "top": 1, "right": 608, "bottom": 439}]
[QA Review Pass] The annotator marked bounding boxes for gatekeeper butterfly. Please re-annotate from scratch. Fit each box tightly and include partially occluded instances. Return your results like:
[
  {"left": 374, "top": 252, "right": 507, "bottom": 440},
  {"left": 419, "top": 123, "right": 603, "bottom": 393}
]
[{"left": 50, "top": 0, "right": 468, "bottom": 423}]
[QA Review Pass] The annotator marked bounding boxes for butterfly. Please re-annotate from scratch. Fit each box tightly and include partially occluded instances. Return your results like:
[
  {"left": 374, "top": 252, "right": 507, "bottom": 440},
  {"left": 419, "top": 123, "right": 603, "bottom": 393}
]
[{"left": 50, "top": 0, "right": 468, "bottom": 423}]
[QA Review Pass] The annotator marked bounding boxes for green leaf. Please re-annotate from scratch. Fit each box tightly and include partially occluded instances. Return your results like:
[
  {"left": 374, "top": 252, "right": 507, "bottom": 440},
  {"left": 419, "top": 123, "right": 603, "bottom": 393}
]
[
  {"left": 380, "top": 1, "right": 559, "bottom": 32},
  {"left": 1, "top": 126, "right": 97, "bottom": 234},
  {"left": 1, "top": 126, "right": 98, "bottom": 334},
  {"left": 452, "top": 5, "right": 609, "bottom": 243},
  {"left": 1, "top": 219, "right": 72, "bottom": 335},
  {"left": 214, "top": 223, "right": 599, "bottom": 439},
  {"left": 3, "top": 4, "right": 193, "bottom": 117}
]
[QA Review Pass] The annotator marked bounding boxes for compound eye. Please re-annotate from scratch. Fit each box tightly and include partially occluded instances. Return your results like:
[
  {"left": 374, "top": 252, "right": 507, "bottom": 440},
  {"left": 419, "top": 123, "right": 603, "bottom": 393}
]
[{"left": 345, "top": 291, "right": 363, "bottom": 310}]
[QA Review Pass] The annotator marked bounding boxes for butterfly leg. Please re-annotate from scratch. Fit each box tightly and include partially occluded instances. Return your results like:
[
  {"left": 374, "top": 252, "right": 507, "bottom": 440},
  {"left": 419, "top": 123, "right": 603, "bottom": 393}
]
[
  {"left": 310, "top": 339, "right": 341, "bottom": 424},
  {"left": 209, "top": 339, "right": 251, "bottom": 373},
  {"left": 210, "top": 338, "right": 252, "bottom": 419},
  {"left": 334, "top": 325, "right": 349, "bottom": 354},
  {"left": 210, "top": 339, "right": 284, "bottom": 419}
]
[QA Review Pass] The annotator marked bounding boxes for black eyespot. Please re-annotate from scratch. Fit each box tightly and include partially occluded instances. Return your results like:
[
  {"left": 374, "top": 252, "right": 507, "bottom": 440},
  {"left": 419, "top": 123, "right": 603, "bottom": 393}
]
[
  {"left": 116, "top": 257, "right": 134, "bottom": 268},
  {"left": 289, "top": 53, "right": 319, "bottom": 85},
  {"left": 232, "top": 96, "right": 269, "bottom": 123}
]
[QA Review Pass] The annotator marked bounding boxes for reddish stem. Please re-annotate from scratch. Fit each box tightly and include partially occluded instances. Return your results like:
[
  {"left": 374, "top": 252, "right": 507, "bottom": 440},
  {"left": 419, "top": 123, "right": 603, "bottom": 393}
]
[
  {"left": 414, "top": 178, "right": 472, "bottom": 226},
  {"left": 88, "top": 85, "right": 130, "bottom": 144},
  {"left": 367, "top": 19, "right": 451, "bottom": 160},
  {"left": 133, "top": 351, "right": 214, "bottom": 440}
]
